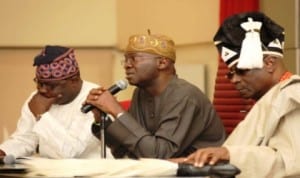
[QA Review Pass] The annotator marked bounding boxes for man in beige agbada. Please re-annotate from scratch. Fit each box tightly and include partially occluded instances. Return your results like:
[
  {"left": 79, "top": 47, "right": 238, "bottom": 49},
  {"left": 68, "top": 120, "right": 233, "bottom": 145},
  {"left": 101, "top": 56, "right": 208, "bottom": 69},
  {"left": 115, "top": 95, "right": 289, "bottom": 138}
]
[{"left": 174, "top": 12, "right": 300, "bottom": 178}]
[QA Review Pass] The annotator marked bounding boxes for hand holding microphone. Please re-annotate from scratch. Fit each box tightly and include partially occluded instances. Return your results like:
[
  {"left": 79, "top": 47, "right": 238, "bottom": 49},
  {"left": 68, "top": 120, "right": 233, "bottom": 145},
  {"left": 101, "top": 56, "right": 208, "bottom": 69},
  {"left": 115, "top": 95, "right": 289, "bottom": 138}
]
[{"left": 81, "top": 80, "right": 128, "bottom": 115}]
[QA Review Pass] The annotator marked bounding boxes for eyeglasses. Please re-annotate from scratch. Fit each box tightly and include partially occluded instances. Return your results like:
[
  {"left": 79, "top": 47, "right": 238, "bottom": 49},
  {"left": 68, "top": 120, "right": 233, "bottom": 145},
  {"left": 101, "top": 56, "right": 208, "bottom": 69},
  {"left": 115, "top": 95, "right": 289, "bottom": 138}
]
[
  {"left": 121, "top": 55, "right": 161, "bottom": 66},
  {"left": 226, "top": 68, "right": 250, "bottom": 80}
]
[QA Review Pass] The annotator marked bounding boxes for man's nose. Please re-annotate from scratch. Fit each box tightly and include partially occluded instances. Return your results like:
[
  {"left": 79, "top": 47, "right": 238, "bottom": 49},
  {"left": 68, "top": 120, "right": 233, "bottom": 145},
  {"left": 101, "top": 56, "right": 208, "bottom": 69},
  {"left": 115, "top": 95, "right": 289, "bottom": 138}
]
[
  {"left": 123, "top": 60, "right": 134, "bottom": 68},
  {"left": 229, "top": 74, "right": 241, "bottom": 84}
]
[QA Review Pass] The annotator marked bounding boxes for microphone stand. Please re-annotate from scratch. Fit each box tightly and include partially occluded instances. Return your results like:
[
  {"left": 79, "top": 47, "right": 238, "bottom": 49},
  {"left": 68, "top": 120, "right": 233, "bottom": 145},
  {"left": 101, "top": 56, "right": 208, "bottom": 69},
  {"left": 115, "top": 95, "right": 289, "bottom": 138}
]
[{"left": 100, "top": 110, "right": 107, "bottom": 158}]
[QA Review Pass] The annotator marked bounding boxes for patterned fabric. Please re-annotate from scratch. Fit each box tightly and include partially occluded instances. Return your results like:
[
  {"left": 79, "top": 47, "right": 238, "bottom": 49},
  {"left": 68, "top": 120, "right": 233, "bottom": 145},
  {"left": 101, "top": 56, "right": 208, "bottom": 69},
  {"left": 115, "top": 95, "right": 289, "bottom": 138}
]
[
  {"left": 125, "top": 31, "right": 176, "bottom": 62},
  {"left": 214, "top": 12, "right": 285, "bottom": 68},
  {"left": 34, "top": 46, "right": 79, "bottom": 81}
]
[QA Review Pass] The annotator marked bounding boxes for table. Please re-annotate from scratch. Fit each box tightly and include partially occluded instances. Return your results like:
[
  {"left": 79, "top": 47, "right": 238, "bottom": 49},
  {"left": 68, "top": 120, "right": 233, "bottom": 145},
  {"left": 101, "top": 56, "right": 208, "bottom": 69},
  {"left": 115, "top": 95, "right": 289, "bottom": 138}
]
[{"left": 0, "top": 157, "right": 240, "bottom": 177}]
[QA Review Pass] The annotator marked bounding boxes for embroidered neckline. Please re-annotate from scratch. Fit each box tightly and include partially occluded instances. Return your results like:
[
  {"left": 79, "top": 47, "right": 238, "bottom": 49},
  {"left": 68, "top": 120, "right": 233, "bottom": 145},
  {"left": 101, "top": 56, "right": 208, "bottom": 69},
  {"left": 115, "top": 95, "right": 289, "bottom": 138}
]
[{"left": 279, "top": 71, "right": 292, "bottom": 81}]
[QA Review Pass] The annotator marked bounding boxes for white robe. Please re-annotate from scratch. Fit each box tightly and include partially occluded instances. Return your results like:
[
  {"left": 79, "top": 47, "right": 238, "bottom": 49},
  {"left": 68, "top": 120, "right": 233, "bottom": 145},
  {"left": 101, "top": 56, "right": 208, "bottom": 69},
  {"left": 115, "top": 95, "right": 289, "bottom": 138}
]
[
  {"left": 224, "top": 75, "right": 300, "bottom": 178},
  {"left": 0, "top": 81, "right": 113, "bottom": 159}
]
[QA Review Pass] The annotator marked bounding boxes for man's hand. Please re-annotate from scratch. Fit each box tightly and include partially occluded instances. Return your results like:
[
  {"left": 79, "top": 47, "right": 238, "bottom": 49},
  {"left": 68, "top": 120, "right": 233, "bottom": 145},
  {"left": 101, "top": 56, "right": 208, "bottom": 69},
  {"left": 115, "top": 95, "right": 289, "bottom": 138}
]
[
  {"left": 0, "top": 149, "right": 6, "bottom": 156},
  {"left": 184, "top": 147, "right": 230, "bottom": 167},
  {"left": 168, "top": 157, "right": 187, "bottom": 163},
  {"left": 28, "top": 93, "right": 58, "bottom": 120},
  {"left": 85, "top": 87, "right": 124, "bottom": 118}
]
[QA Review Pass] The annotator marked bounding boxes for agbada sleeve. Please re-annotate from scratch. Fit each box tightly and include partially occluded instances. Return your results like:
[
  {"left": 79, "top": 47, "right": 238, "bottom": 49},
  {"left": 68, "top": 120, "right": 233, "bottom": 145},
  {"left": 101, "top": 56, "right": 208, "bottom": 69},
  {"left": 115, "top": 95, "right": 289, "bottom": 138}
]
[
  {"left": 106, "top": 93, "right": 224, "bottom": 159},
  {"left": 224, "top": 83, "right": 300, "bottom": 177},
  {"left": 225, "top": 110, "right": 300, "bottom": 177},
  {"left": 0, "top": 93, "right": 39, "bottom": 157},
  {"left": 105, "top": 103, "right": 197, "bottom": 158}
]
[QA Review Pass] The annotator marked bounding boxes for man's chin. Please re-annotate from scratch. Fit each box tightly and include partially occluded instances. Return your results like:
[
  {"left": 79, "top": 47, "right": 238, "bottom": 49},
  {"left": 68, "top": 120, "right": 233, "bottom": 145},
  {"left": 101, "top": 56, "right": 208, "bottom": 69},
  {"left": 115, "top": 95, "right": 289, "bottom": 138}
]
[
  {"left": 126, "top": 78, "right": 136, "bottom": 86},
  {"left": 239, "top": 92, "right": 252, "bottom": 99},
  {"left": 56, "top": 98, "right": 66, "bottom": 105}
]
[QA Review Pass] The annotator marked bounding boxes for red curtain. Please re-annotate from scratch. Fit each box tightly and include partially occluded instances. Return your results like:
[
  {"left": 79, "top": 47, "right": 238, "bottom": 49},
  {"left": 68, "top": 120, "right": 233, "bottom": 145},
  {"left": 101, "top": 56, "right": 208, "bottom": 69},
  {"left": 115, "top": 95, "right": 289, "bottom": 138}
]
[
  {"left": 213, "top": 0, "right": 259, "bottom": 135},
  {"left": 220, "top": 0, "right": 259, "bottom": 23}
]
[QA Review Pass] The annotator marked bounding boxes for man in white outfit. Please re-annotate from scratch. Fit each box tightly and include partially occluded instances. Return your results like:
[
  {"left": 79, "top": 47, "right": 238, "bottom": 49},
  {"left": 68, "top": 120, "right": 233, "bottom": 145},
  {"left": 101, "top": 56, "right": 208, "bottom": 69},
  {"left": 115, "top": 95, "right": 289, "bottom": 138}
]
[{"left": 0, "top": 45, "right": 112, "bottom": 159}]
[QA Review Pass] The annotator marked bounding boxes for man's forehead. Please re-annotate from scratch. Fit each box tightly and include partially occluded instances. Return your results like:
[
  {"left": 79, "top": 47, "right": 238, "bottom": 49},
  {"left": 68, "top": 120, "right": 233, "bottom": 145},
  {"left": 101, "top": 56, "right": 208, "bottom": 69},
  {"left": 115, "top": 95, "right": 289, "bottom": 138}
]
[
  {"left": 35, "top": 78, "right": 63, "bottom": 84},
  {"left": 125, "top": 52, "right": 158, "bottom": 56}
]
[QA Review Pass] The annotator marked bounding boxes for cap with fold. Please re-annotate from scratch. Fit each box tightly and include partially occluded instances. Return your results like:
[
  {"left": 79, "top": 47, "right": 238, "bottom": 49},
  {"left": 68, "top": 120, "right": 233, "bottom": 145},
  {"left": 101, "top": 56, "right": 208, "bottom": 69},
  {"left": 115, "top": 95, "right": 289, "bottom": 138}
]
[
  {"left": 125, "top": 31, "right": 176, "bottom": 62},
  {"left": 213, "top": 12, "right": 285, "bottom": 69},
  {"left": 33, "top": 45, "right": 79, "bottom": 81}
]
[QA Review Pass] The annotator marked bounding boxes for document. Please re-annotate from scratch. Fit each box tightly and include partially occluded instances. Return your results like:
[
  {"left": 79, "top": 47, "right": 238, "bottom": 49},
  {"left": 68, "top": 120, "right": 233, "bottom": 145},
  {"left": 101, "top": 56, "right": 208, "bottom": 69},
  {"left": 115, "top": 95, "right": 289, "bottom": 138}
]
[{"left": 20, "top": 157, "right": 178, "bottom": 177}]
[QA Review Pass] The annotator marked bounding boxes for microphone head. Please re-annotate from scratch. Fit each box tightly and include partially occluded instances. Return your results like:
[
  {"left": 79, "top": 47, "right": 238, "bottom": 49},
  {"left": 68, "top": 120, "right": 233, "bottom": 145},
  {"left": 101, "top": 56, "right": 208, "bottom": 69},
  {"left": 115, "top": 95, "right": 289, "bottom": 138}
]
[
  {"left": 115, "top": 80, "right": 128, "bottom": 90},
  {"left": 3, "top": 155, "right": 16, "bottom": 164}
]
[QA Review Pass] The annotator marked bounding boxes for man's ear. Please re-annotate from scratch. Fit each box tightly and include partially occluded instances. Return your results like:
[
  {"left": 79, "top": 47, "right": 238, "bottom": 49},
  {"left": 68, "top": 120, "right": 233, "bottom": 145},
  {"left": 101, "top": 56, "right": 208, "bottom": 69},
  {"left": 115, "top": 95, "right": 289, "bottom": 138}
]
[
  {"left": 157, "top": 57, "right": 169, "bottom": 69},
  {"left": 263, "top": 56, "right": 276, "bottom": 73},
  {"left": 69, "top": 74, "right": 80, "bottom": 83}
]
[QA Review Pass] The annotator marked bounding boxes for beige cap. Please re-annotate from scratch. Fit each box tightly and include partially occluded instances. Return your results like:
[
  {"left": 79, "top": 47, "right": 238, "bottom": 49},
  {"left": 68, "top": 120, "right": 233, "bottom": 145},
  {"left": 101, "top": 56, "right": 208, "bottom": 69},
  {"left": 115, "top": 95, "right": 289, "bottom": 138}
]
[{"left": 125, "top": 31, "right": 176, "bottom": 62}]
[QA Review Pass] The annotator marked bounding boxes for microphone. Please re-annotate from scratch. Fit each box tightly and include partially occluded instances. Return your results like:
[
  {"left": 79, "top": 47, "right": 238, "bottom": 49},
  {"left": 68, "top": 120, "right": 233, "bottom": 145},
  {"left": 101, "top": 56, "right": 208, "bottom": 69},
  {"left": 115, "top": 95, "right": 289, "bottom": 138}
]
[
  {"left": 81, "top": 79, "right": 128, "bottom": 113},
  {"left": 0, "top": 155, "right": 16, "bottom": 165}
]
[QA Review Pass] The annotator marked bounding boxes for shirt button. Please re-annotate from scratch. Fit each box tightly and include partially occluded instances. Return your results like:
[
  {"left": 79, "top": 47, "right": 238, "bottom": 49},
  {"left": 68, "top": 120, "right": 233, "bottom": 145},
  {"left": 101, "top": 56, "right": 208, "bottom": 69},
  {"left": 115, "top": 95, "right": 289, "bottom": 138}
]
[{"left": 150, "top": 113, "right": 155, "bottom": 118}]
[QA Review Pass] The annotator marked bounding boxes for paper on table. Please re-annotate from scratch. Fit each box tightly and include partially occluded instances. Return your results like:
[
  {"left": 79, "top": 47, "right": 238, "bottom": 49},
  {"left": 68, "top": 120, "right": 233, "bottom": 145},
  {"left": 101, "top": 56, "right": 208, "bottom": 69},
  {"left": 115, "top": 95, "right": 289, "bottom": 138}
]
[{"left": 20, "top": 157, "right": 178, "bottom": 177}]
